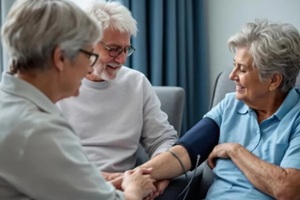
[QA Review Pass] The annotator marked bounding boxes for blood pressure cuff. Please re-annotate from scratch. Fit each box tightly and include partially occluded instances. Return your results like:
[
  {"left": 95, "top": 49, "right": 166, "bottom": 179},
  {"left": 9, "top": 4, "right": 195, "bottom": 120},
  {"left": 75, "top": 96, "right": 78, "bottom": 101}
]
[{"left": 176, "top": 117, "right": 220, "bottom": 170}]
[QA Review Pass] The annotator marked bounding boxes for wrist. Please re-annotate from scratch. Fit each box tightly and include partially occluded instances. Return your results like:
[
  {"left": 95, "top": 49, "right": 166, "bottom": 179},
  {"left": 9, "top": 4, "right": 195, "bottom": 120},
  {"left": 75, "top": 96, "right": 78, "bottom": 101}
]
[
  {"left": 228, "top": 143, "right": 242, "bottom": 156},
  {"left": 123, "top": 186, "right": 143, "bottom": 200}
]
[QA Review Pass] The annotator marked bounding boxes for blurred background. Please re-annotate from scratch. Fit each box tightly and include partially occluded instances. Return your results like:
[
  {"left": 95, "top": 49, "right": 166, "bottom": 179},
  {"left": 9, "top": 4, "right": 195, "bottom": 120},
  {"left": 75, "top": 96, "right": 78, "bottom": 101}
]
[{"left": 1, "top": 0, "right": 300, "bottom": 134}]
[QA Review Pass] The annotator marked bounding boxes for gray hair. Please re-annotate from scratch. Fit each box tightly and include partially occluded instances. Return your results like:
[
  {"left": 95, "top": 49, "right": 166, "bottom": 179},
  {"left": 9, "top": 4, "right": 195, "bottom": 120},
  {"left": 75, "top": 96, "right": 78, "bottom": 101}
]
[
  {"left": 87, "top": 1, "right": 137, "bottom": 37},
  {"left": 1, "top": 0, "right": 102, "bottom": 73},
  {"left": 228, "top": 19, "right": 300, "bottom": 92}
]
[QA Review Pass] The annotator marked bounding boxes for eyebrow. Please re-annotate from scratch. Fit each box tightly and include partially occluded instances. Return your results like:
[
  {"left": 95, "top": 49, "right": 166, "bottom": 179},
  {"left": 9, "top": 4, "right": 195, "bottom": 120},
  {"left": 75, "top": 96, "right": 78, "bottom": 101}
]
[
  {"left": 233, "top": 59, "right": 248, "bottom": 67},
  {"left": 105, "top": 43, "right": 131, "bottom": 48}
]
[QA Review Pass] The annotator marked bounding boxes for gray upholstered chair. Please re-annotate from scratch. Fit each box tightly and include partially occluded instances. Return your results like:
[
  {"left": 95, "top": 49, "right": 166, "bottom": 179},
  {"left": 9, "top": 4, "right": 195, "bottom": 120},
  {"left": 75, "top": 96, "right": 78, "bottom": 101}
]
[{"left": 153, "top": 86, "right": 185, "bottom": 135}]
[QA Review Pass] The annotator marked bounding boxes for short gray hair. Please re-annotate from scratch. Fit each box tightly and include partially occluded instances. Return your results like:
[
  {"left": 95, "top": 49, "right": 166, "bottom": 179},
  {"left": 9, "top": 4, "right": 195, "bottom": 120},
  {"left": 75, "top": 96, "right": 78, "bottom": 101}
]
[
  {"left": 87, "top": 1, "right": 137, "bottom": 37},
  {"left": 1, "top": 0, "right": 102, "bottom": 73},
  {"left": 228, "top": 19, "right": 300, "bottom": 92}
]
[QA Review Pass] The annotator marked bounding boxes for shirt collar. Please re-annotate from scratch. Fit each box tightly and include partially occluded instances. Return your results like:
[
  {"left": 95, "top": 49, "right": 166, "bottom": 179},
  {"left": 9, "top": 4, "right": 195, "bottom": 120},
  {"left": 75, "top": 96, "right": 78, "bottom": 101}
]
[
  {"left": 0, "top": 72, "right": 61, "bottom": 115},
  {"left": 274, "top": 88, "right": 299, "bottom": 120},
  {"left": 236, "top": 88, "right": 300, "bottom": 120}
]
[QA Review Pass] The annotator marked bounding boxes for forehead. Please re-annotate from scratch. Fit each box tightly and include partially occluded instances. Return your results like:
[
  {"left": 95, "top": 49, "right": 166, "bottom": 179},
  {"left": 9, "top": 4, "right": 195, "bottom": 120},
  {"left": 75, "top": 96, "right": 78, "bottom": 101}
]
[
  {"left": 234, "top": 47, "right": 253, "bottom": 66},
  {"left": 102, "top": 27, "right": 131, "bottom": 45}
]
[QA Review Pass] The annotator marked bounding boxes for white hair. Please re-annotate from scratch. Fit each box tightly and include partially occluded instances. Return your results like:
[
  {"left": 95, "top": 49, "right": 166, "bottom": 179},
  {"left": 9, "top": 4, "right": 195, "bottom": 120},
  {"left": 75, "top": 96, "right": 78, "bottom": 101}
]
[{"left": 87, "top": 1, "right": 137, "bottom": 36}]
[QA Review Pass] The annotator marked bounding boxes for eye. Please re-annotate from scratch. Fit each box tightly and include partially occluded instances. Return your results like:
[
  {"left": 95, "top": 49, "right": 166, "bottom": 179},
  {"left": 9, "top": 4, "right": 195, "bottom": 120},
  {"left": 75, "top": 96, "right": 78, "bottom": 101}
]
[
  {"left": 239, "top": 66, "right": 246, "bottom": 72},
  {"left": 109, "top": 47, "right": 120, "bottom": 52}
]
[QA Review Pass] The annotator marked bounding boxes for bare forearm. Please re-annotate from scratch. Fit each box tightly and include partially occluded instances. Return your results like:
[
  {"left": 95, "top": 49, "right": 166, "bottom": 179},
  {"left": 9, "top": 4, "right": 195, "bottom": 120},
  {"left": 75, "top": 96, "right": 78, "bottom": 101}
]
[
  {"left": 140, "top": 145, "right": 191, "bottom": 180},
  {"left": 229, "top": 144, "right": 300, "bottom": 199}
]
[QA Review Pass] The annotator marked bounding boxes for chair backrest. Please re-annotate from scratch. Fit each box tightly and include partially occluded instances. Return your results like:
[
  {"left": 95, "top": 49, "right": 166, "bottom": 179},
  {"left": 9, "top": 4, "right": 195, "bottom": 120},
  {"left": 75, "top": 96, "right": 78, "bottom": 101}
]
[
  {"left": 210, "top": 69, "right": 235, "bottom": 108},
  {"left": 153, "top": 86, "right": 185, "bottom": 134},
  {"left": 198, "top": 67, "right": 300, "bottom": 198}
]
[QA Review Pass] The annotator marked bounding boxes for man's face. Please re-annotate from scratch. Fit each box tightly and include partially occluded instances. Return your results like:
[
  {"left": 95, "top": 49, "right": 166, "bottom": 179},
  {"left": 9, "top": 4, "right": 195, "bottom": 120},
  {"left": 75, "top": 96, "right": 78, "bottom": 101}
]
[{"left": 91, "top": 27, "right": 131, "bottom": 81}]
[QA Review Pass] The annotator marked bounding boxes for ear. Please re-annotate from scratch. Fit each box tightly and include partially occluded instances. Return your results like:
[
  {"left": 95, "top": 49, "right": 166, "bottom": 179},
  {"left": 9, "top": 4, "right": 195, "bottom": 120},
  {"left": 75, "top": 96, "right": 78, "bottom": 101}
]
[
  {"left": 52, "top": 47, "right": 65, "bottom": 72},
  {"left": 269, "top": 73, "right": 283, "bottom": 91}
]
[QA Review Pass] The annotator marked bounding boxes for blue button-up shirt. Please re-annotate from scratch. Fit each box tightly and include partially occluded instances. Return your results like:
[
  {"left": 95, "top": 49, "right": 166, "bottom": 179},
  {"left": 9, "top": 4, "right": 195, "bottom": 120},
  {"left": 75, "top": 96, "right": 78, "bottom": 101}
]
[{"left": 205, "top": 89, "right": 300, "bottom": 200}]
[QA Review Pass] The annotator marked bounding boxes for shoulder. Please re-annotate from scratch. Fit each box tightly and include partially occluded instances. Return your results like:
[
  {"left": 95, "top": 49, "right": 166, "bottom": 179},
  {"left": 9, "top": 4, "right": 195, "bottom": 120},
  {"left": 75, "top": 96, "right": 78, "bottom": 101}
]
[
  {"left": 216, "top": 92, "right": 243, "bottom": 109},
  {"left": 119, "top": 66, "right": 147, "bottom": 79},
  {"left": 117, "top": 66, "right": 152, "bottom": 88}
]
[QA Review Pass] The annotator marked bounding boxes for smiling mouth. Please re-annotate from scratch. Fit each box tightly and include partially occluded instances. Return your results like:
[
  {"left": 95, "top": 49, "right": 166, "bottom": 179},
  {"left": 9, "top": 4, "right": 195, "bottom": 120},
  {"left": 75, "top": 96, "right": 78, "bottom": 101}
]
[
  {"left": 236, "top": 84, "right": 245, "bottom": 90},
  {"left": 107, "top": 65, "right": 118, "bottom": 69}
]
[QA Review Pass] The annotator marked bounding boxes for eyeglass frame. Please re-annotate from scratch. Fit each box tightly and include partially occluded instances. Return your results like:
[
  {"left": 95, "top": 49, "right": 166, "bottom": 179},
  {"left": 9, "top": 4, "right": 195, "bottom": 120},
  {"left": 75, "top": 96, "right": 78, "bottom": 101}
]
[
  {"left": 100, "top": 42, "right": 135, "bottom": 57},
  {"left": 79, "top": 49, "right": 99, "bottom": 67}
]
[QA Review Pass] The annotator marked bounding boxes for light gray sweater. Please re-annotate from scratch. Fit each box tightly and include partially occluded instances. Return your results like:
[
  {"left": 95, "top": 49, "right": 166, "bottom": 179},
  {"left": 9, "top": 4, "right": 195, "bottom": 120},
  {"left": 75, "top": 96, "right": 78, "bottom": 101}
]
[{"left": 57, "top": 67, "right": 178, "bottom": 172}]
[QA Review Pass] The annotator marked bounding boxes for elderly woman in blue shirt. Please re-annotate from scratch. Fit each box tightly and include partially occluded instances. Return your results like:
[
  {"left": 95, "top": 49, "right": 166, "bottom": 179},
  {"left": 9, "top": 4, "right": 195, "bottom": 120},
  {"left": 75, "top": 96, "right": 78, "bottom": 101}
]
[{"left": 141, "top": 19, "right": 300, "bottom": 200}]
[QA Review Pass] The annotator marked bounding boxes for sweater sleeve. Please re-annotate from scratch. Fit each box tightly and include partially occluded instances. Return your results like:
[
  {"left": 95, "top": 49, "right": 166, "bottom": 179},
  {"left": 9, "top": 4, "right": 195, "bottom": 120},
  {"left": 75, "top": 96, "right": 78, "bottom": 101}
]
[{"left": 140, "top": 76, "right": 178, "bottom": 157}]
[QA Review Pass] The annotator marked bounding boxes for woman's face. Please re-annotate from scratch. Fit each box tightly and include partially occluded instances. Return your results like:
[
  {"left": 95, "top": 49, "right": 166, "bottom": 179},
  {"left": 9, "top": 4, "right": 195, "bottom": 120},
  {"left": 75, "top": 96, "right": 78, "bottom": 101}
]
[
  {"left": 61, "top": 45, "right": 94, "bottom": 98},
  {"left": 229, "top": 47, "right": 272, "bottom": 106}
]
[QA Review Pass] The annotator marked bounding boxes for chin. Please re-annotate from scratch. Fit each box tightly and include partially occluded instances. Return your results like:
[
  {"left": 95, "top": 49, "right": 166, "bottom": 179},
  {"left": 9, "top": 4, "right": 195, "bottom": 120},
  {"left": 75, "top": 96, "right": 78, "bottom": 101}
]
[
  {"left": 72, "top": 88, "right": 80, "bottom": 97},
  {"left": 101, "top": 72, "right": 118, "bottom": 81},
  {"left": 235, "top": 93, "right": 244, "bottom": 101}
]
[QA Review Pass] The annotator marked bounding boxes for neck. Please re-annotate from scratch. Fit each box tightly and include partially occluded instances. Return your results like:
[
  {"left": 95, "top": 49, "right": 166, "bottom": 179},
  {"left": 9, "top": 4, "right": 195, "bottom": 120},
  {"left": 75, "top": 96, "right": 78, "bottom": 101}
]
[
  {"left": 16, "top": 69, "right": 61, "bottom": 103},
  {"left": 252, "top": 91, "right": 287, "bottom": 123}
]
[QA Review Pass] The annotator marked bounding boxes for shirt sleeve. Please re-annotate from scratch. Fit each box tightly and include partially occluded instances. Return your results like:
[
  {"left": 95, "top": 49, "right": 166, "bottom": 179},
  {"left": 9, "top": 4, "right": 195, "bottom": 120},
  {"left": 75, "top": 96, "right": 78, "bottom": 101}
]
[
  {"left": 3, "top": 113, "right": 124, "bottom": 200},
  {"left": 280, "top": 116, "right": 300, "bottom": 169},
  {"left": 140, "top": 76, "right": 178, "bottom": 157}
]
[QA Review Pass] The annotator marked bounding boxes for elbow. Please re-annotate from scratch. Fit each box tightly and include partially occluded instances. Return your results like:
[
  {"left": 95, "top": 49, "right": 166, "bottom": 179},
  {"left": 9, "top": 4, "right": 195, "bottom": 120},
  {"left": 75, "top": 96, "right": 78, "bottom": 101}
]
[
  {"left": 275, "top": 193, "right": 300, "bottom": 200},
  {"left": 273, "top": 169, "right": 300, "bottom": 200},
  {"left": 274, "top": 187, "right": 300, "bottom": 200}
]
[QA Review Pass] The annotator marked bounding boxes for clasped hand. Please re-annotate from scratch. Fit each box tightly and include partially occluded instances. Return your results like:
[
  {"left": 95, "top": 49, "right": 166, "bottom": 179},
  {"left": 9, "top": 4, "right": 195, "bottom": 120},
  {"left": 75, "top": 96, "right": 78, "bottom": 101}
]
[
  {"left": 102, "top": 169, "right": 170, "bottom": 199},
  {"left": 207, "top": 143, "right": 241, "bottom": 169}
]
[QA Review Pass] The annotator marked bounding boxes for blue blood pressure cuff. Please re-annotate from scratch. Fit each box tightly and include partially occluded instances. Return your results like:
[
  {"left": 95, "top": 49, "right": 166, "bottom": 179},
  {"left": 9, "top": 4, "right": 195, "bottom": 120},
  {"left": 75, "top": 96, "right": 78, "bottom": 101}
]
[{"left": 176, "top": 117, "right": 219, "bottom": 170}]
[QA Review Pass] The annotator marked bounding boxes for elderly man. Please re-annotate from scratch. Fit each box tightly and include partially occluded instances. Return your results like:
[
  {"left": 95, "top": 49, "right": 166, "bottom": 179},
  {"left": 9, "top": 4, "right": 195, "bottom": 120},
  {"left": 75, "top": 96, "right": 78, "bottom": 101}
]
[{"left": 57, "top": 1, "right": 178, "bottom": 185}]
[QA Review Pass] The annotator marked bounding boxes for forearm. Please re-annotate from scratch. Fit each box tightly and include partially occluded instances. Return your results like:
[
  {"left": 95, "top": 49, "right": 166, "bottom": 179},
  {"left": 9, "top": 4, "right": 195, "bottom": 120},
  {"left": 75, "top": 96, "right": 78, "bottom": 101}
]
[
  {"left": 229, "top": 144, "right": 300, "bottom": 199},
  {"left": 140, "top": 145, "right": 191, "bottom": 180}
]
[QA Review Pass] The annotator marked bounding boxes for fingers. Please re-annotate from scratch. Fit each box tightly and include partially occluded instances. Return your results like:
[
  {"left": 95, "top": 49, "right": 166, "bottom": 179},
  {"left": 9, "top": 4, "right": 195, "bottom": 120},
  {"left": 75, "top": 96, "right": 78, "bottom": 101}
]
[
  {"left": 110, "top": 176, "right": 123, "bottom": 190},
  {"left": 207, "top": 154, "right": 216, "bottom": 169},
  {"left": 155, "top": 179, "right": 170, "bottom": 196},
  {"left": 122, "top": 169, "right": 157, "bottom": 197},
  {"left": 102, "top": 172, "right": 123, "bottom": 182}
]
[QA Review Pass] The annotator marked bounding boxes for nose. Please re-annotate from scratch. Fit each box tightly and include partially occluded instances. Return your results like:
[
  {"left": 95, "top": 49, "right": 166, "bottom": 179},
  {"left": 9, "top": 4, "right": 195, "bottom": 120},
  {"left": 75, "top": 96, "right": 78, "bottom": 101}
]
[
  {"left": 229, "top": 68, "right": 237, "bottom": 81},
  {"left": 114, "top": 51, "right": 127, "bottom": 64}
]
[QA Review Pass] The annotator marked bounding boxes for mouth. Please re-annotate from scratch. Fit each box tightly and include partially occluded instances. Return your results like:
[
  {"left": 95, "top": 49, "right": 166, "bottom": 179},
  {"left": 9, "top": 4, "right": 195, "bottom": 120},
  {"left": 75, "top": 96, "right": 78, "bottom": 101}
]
[
  {"left": 107, "top": 62, "right": 121, "bottom": 69},
  {"left": 236, "top": 84, "right": 245, "bottom": 91}
]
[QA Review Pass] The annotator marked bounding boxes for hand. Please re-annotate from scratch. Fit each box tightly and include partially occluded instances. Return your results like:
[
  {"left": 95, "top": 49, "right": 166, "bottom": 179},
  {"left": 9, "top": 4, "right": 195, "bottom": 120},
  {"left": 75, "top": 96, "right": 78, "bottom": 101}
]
[
  {"left": 102, "top": 172, "right": 123, "bottom": 189},
  {"left": 207, "top": 143, "right": 240, "bottom": 169},
  {"left": 153, "top": 179, "right": 170, "bottom": 198},
  {"left": 122, "top": 168, "right": 156, "bottom": 199}
]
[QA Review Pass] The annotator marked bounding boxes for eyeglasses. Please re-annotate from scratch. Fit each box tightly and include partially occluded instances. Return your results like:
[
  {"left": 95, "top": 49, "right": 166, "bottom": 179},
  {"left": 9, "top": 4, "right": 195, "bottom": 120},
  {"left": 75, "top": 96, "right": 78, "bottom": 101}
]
[
  {"left": 79, "top": 49, "right": 99, "bottom": 67},
  {"left": 100, "top": 42, "right": 135, "bottom": 57}
]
